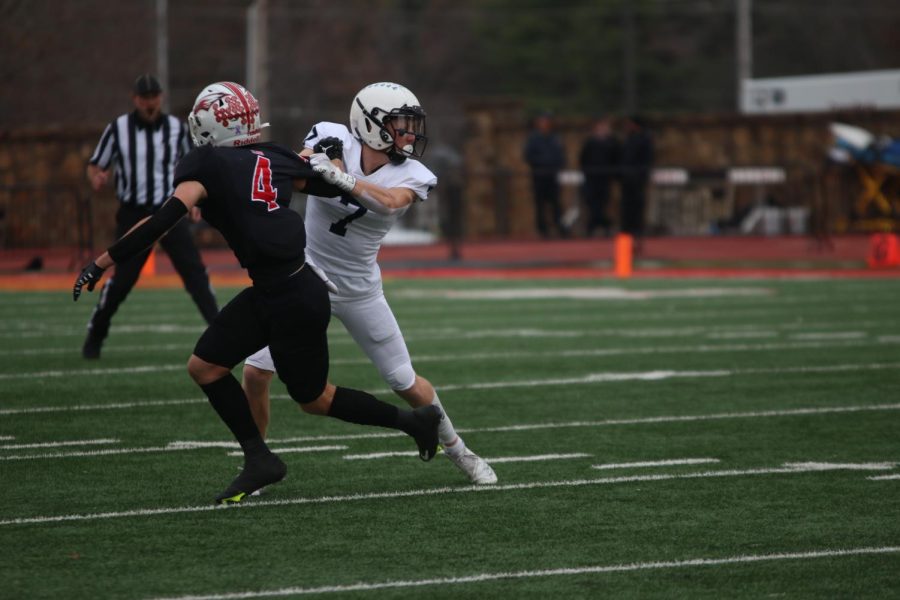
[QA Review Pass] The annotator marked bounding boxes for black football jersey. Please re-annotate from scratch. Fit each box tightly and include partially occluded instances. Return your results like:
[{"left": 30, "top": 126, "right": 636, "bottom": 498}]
[{"left": 174, "top": 142, "right": 338, "bottom": 283}]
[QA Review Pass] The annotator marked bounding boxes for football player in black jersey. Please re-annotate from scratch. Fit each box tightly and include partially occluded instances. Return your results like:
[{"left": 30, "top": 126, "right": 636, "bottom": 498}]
[{"left": 73, "top": 82, "right": 442, "bottom": 504}]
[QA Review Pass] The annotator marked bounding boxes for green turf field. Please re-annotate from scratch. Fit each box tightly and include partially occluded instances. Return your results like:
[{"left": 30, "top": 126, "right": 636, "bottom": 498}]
[{"left": 3, "top": 277, "right": 899, "bottom": 599}]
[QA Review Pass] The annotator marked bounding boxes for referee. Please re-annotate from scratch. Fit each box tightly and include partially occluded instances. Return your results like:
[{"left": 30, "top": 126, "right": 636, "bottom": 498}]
[{"left": 82, "top": 73, "right": 218, "bottom": 359}]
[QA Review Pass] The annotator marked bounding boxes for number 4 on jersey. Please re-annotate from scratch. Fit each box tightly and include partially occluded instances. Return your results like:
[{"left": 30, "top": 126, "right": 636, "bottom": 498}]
[{"left": 251, "top": 152, "right": 279, "bottom": 212}]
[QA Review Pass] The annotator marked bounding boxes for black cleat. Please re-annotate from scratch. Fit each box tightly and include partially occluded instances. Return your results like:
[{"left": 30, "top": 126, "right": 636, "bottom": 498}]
[
  {"left": 81, "top": 336, "right": 101, "bottom": 359},
  {"left": 410, "top": 405, "right": 443, "bottom": 462},
  {"left": 214, "top": 453, "right": 287, "bottom": 505}
]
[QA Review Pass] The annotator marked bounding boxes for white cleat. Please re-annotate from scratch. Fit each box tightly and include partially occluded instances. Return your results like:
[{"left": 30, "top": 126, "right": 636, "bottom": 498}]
[{"left": 446, "top": 448, "right": 498, "bottom": 485}]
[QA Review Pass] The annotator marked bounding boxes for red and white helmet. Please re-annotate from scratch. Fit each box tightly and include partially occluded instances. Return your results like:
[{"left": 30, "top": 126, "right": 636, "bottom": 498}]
[{"left": 188, "top": 82, "right": 269, "bottom": 147}]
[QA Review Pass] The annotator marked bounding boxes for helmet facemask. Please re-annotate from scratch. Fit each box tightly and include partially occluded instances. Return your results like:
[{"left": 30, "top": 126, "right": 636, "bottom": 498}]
[{"left": 383, "top": 109, "right": 428, "bottom": 160}]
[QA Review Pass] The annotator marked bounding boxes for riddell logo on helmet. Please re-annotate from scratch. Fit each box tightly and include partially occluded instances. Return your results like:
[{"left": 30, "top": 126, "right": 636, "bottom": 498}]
[{"left": 233, "top": 133, "right": 261, "bottom": 146}]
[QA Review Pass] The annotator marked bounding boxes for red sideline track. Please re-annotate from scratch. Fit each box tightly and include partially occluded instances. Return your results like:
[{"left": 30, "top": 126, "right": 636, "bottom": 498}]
[{"left": 2, "top": 236, "right": 899, "bottom": 291}]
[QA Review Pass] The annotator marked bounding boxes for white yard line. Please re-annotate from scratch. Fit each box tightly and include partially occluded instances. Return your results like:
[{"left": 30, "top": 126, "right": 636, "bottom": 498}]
[
  {"left": 0, "top": 435, "right": 14, "bottom": 441},
  {"left": 0, "top": 364, "right": 185, "bottom": 380},
  {"left": 483, "top": 453, "right": 591, "bottom": 464},
  {"left": 145, "top": 546, "right": 900, "bottom": 600},
  {"left": 789, "top": 332, "right": 867, "bottom": 340},
  {"left": 593, "top": 458, "right": 720, "bottom": 470},
  {"left": 227, "top": 445, "right": 348, "bottom": 457},
  {"left": 0, "top": 398, "right": 204, "bottom": 416},
  {"left": 783, "top": 462, "right": 896, "bottom": 471},
  {"left": 4, "top": 403, "right": 899, "bottom": 460},
  {"left": 7, "top": 356, "right": 895, "bottom": 384},
  {"left": 867, "top": 474, "right": 900, "bottom": 481},
  {"left": 7, "top": 358, "right": 899, "bottom": 415},
  {"left": 342, "top": 452, "right": 590, "bottom": 463},
  {"left": 0, "top": 446, "right": 191, "bottom": 461},
  {"left": 343, "top": 451, "right": 418, "bottom": 460},
  {"left": 1, "top": 463, "right": 893, "bottom": 527},
  {"left": 0, "top": 438, "right": 118, "bottom": 450}
]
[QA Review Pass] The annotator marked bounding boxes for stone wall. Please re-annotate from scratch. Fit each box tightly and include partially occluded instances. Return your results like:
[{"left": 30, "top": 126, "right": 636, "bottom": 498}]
[
  {"left": 4, "top": 107, "right": 900, "bottom": 248},
  {"left": 0, "top": 128, "right": 117, "bottom": 250}
]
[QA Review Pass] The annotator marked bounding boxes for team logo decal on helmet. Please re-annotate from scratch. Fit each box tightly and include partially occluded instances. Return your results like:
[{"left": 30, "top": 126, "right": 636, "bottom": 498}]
[
  {"left": 189, "top": 82, "right": 270, "bottom": 147},
  {"left": 349, "top": 82, "right": 428, "bottom": 162}
]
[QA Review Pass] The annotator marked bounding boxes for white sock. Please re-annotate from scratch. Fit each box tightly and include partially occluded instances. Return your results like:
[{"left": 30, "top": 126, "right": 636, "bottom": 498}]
[{"left": 431, "top": 394, "right": 465, "bottom": 455}]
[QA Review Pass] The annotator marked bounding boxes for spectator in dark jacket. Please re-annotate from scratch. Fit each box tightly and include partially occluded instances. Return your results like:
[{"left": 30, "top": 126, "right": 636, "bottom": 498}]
[
  {"left": 620, "top": 115, "right": 654, "bottom": 250},
  {"left": 579, "top": 116, "right": 620, "bottom": 237},
  {"left": 523, "top": 112, "right": 567, "bottom": 238}
]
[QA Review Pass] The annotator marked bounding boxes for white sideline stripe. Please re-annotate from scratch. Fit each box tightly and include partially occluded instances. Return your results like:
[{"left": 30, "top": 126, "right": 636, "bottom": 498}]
[
  {"left": 2, "top": 463, "right": 893, "bottom": 527},
  {"left": 0, "top": 436, "right": 14, "bottom": 441},
  {"left": 868, "top": 474, "right": 900, "bottom": 481},
  {"left": 146, "top": 546, "right": 900, "bottom": 600},
  {"left": 342, "top": 452, "right": 590, "bottom": 463},
  {"left": 593, "top": 458, "right": 720, "bottom": 470},
  {"left": 227, "top": 445, "right": 348, "bottom": 457},
  {"left": 0, "top": 398, "right": 203, "bottom": 416},
  {"left": 4, "top": 403, "right": 900, "bottom": 461},
  {"left": 0, "top": 438, "right": 119, "bottom": 450}
]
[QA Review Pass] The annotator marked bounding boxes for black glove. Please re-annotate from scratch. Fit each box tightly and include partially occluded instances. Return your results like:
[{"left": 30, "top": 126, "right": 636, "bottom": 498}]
[
  {"left": 73, "top": 261, "right": 106, "bottom": 302},
  {"left": 313, "top": 137, "right": 344, "bottom": 161}
]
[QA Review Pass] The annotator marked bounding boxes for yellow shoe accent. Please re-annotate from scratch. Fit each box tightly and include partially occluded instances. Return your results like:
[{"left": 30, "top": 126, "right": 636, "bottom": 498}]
[{"left": 218, "top": 491, "right": 247, "bottom": 505}]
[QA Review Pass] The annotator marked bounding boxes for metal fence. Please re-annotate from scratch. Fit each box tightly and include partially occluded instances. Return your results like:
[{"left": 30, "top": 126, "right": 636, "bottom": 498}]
[{"left": 0, "top": 184, "right": 93, "bottom": 271}]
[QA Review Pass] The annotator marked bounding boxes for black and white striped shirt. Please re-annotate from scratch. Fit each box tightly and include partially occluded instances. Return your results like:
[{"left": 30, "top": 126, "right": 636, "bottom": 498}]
[{"left": 89, "top": 112, "right": 191, "bottom": 209}]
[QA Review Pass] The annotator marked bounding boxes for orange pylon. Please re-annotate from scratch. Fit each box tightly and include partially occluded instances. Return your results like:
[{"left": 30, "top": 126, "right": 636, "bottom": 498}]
[
  {"left": 140, "top": 247, "right": 157, "bottom": 277},
  {"left": 615, "top": 233, "right": 633, "bottom": 278}
]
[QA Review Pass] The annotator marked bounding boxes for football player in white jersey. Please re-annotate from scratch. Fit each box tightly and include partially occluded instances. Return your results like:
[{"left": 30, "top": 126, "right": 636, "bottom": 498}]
[{"left": 242, "top": 82, "right": 497, "bottom": 484}]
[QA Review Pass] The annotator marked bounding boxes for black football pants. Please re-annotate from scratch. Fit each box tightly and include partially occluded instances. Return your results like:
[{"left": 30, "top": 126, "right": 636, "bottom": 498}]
[
  {"left": 193, "top": 266, "right": 331, "bottom": 404},
  {"left": 86, "top": 204, "right": 218, "bottom": 343}
]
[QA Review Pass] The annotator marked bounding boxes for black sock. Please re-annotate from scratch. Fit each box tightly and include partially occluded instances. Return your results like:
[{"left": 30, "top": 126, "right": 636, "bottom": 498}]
[
  {"left": 327, "top": 386, "right": 403, "bottom": 430},
  {"left": 199, "top": 374, "right": 269, "bottom": 459}
]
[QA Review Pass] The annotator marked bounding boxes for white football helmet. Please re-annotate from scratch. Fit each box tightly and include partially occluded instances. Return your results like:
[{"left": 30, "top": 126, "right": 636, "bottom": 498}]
[
  {"left": 349, "top": 82, "right": 427, "bottom": 160},
  {"left": 188, "top": 82, "right": 269, "bottom": 147}
]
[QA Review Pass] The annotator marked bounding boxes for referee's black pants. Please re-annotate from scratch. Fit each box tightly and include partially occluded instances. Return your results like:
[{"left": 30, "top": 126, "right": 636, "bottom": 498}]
[{"left": 85, "top": 204, "right": 219, "bottom": 347}]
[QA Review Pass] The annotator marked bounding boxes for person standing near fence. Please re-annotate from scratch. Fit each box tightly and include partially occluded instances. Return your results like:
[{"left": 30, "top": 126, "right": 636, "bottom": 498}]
[
  {"left": 579, "top": 116, "right": 620, "bottom": 238},
  {"left": 82, "top": 74, "right": 218, "bottom": 359},
  {"left": 523, "top": 112, "right": 567, "bottom": 239},
  {"left": 619, "top": 115, "right": 654, "bottom": 253}
]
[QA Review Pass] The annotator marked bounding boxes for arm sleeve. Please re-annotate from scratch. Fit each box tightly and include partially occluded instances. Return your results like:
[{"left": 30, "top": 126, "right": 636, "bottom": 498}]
[{"left": 107, "top": 197, "right": 188, "bottom": 263}]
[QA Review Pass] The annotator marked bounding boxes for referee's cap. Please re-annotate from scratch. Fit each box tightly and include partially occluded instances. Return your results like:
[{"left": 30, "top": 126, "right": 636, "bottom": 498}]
[{"left": 133, "top": 73, "right": 162, "bottom": 96}]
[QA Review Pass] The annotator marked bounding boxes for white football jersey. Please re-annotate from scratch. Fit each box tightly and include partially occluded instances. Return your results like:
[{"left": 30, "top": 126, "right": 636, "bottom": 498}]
[{"left": 303, "top": 122, "right": 437, "bottom": 294}]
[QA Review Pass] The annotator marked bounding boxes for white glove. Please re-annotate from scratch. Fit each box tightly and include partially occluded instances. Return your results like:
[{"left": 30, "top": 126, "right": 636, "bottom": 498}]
[
  {"left": 306, "top": 260, "right": 339, "bottom": 295},
  {"left": 310, "top": 152, "right": 356, "bottom": 193}
]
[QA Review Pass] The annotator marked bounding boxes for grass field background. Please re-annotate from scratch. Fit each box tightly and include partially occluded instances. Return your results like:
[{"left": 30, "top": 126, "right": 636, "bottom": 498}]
[{"left": 3, "top": 276, "right": 900, "bottom": 599}]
